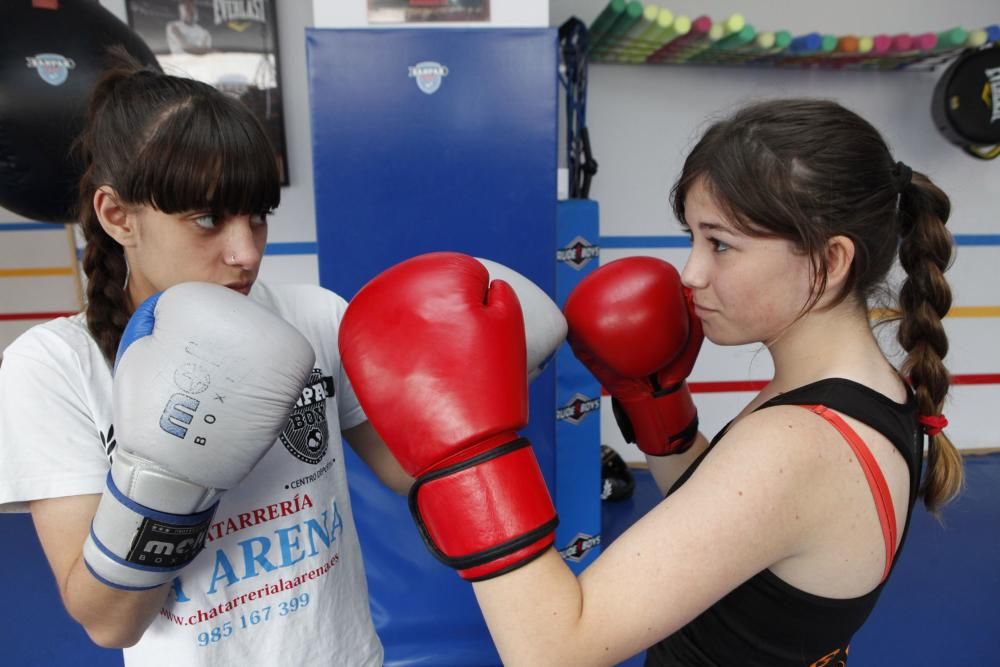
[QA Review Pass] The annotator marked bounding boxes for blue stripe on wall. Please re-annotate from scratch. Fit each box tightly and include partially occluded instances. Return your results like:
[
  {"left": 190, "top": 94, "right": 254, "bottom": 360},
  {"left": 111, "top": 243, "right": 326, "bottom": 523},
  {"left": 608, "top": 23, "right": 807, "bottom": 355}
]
[
  {"left": 0, "top": 222, "right": 64, "bottom": 231},
  {"left": 599, "top": 234, "right": 1000, "bottom": 248},
  {"left": 265, "top": 242, "right": 318, "bottom": 255},
  {"left": 8, "top": 224, "right": 1000, "bottom": 253},
  {"left": 953, "top": 235, "right": 1000, "bottom": 246},
  {"left": 70, "top": 242, "right": 318, "bottom": 260}
]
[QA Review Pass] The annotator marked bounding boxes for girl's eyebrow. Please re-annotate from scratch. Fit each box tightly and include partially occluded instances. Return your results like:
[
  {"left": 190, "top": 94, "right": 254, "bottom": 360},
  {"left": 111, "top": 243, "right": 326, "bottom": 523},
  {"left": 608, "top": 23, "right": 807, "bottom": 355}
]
[{"left": 696, "top": 221, "right": 736, "bottom": 234}]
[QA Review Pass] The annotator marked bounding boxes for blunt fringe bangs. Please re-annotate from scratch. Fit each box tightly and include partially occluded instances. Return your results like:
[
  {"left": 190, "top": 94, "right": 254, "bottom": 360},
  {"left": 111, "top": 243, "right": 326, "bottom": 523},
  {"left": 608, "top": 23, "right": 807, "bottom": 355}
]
[{"left": 117, "top": 85, "right": 280, "bottom": 217}]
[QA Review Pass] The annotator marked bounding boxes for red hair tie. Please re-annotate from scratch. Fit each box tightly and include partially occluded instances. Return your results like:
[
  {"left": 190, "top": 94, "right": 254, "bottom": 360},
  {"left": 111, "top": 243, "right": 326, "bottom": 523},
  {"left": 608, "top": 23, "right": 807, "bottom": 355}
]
[{"left": 918, "top": 414, "right": 948, "bottom": 437}]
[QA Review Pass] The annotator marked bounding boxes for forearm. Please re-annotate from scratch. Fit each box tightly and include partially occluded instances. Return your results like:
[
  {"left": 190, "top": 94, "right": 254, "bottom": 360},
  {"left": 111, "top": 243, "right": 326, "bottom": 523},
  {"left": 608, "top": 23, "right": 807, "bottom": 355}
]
[
  {"left": 473, "top": 550, "right": 592, "bottom": 666},
  {"left": 343, "top": 420, "right": 414, "bottom": 495},
  {"left": 472, "top": 435, "right": 712, "bottom": 664},
  {"left": 31, "top": 494, "right": 172, "bottom": 648},
  {"left": 61, "top": 553, "right": 171, "bottom": 648},
  {"left": 646, "top": 431, "right": 710, "bottom": 496}
]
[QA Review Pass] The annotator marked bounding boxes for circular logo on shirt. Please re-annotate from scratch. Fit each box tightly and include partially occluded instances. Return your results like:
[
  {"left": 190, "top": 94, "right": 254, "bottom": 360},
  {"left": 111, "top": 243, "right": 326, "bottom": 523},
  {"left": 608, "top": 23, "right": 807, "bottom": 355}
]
[{"left": 279, "top": 368, "right": 333, "bottom": 465}]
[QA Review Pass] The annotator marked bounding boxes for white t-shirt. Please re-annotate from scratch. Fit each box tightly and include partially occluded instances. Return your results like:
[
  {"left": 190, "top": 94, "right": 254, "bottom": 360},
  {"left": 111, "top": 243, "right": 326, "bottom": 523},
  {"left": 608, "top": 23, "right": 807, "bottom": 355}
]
[{"left": 0, "top": 282, "right": 383, "bottom": 667}]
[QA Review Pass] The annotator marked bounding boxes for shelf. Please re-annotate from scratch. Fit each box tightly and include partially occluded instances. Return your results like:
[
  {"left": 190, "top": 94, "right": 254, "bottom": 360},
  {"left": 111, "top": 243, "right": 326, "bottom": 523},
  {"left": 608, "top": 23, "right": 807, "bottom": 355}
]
[{"left": 585, "top": 1, "right": 999, "bottom": 72}]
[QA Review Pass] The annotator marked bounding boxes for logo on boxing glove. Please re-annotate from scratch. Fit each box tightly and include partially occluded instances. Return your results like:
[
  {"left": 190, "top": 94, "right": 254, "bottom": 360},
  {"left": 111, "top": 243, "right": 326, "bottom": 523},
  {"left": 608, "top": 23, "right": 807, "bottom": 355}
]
[
  {"left": 279, "top": 368, "right": 335, "bottom": 465},
  {"left": 126, "top": 516, "right": 212, "bottom": 569},
  {"left": 158, "top": 362, "right": 214, "bottom": 441},
  {"left": 159, "top": 394, "right": 201, "bottom": 440}
]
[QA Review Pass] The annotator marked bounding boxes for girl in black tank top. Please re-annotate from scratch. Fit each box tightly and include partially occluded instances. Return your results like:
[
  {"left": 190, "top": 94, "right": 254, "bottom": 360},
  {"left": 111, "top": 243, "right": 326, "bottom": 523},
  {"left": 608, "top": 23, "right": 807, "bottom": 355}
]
[
  {"left": 646, "top": 379, "right": 923, "bottom": 666},
  {"left": 387, "top": 99, "right": 964, "bottom": 667}
]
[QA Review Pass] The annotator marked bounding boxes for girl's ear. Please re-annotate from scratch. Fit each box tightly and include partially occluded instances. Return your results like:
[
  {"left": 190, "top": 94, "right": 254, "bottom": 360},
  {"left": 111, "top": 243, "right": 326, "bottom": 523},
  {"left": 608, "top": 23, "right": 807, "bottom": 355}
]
[
  {"left": 824, "top": 235, "right": 856, "bottom": 295},
  {"left": 93, "top": 186, "right": 136, "bottom": 247}
]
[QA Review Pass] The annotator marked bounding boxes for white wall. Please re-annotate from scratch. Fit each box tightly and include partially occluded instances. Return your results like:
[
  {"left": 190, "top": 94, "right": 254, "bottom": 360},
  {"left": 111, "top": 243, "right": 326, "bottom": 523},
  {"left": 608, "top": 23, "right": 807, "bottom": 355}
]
[{"left": 552, "top": 0, "right": 1000, "bottom": 458}]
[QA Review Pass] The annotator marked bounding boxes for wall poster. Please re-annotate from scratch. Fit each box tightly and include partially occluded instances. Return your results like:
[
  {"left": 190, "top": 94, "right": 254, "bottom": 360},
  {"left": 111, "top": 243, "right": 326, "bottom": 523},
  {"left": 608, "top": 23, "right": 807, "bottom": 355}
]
[
  {"left": 368, "top": 0, "right": 490, "bottom": 24},
  {"left": 126, "top": 0, "right": 289, "bottom": 184}
]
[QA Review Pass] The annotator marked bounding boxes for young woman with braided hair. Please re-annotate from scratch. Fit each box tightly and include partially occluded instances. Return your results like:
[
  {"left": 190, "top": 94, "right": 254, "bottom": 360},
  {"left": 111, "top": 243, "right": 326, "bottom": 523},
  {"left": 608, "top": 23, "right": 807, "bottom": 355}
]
[
  {"left": 0, "top": 51, "right": 414, "bottom": 666},
  {"left": 336, "top": 98, "right": 962, "bottom": 667}
]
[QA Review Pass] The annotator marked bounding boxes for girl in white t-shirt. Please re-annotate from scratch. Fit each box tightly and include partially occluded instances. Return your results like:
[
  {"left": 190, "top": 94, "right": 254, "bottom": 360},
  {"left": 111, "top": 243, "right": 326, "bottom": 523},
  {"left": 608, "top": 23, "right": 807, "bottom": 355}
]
[{"left": 0, "top": 50, "right": 410, "bottom": 666}]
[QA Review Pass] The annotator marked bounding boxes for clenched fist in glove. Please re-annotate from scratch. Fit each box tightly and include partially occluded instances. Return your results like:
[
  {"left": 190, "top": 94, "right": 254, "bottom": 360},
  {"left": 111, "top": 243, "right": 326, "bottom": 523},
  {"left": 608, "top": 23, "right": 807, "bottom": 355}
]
[
  {"left": 564, "top": 257, "right": 703, "bottom": 456},
  {"left": 475, "top": 257, "right": 566, "bottom": 383},
  {"left": 83, "top": 282, "right": 315, "bottom": 590},
  {"left": 339, "top": 252, "right": 558, "bottom": 581}
]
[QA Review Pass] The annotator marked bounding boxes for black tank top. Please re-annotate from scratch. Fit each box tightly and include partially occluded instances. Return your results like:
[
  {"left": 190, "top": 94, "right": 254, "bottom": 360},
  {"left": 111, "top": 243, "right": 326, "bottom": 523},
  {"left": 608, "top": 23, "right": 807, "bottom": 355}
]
[{"left": 645, "top": 378, "right": 923, "bottom": 667}]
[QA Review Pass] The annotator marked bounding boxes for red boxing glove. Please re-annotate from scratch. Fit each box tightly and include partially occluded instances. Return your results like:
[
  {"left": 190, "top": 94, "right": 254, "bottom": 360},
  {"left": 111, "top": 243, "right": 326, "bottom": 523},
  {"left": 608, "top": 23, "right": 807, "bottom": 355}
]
[
  {"left": 339, "top": 252, "right": 557, "bottom": 581},
  {"left": 564, "top": 257, "right": 703, "bottom": 456}
]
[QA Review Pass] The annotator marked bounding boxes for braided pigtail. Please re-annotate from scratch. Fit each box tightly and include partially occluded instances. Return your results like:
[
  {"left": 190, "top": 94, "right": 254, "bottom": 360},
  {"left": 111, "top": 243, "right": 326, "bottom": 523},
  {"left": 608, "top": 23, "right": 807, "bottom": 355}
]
[
  {"left": 896, "top": 170, "right": 963, "bottom": 514},
  {"left": 76, "top": 52, "right": 145, "bottom": 367},
  {"left": 80, "top": 201, "right": 131, "bottom": 368}
]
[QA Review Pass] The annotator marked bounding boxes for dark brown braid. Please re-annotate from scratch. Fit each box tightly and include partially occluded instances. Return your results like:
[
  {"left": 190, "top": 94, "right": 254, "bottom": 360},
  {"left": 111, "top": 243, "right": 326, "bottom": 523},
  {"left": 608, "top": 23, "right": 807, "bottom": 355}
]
[
  {"left": 80, "top": 200, "right": 131, "bottom": 367},
  {"left": 76, "top": 52, "right": 146, "bottom": 368},
  {"left": 897, "top": 172, "right": 963, "bottom": 513}
]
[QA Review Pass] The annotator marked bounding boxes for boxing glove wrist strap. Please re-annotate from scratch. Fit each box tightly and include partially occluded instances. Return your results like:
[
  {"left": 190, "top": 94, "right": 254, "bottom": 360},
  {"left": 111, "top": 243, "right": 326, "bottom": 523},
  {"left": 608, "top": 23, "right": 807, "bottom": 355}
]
[
  {"left": 613, "top": 382, "right": 699, "bottom": 456},
  {"left": 83, "top": 471, "right": 218, "bottom": 590},
  {"left": 408, "top": 437, "right": 558, "bottom": 580}
]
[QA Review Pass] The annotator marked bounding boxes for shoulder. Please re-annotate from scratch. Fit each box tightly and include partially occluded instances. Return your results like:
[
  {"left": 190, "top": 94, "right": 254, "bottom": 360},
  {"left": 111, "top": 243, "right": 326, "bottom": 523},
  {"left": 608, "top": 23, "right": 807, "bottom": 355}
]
[
  {"left": 3, "top": 313, "right": 99, "bottom": 374},
  {"left": 1, "top": 315, "right": 108, "bottom": 436},
  {"left": 690, "top": 404, "right": 859, "bottom": 540},
  {"left": 707, "top": 404, "right": 850, "bottom": 488},
  {"left": 676, "top": 405, "right": 852, "bottom": 529}
]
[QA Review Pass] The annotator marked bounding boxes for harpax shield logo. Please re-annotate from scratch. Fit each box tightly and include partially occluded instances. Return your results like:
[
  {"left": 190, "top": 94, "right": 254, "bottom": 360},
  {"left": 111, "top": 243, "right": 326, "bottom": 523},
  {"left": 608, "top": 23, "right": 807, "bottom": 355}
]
[
  {"left": 26, "top": 53, "right": 76, "bottom": 86},
  {"left": 408, "top": 61, "right": 449, "bottom": 95}
]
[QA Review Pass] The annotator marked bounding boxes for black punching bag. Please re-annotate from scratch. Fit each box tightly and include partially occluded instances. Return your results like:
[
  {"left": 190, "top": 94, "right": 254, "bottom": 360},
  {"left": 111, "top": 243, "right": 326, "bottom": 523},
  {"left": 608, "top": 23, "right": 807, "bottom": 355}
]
[{"left": 0, "top": 0, "right": 159, "bottom": 222}]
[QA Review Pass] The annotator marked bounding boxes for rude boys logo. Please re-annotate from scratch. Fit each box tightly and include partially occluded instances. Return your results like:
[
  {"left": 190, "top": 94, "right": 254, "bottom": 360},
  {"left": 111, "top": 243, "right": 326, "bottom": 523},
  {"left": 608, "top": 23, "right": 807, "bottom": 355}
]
[
  {"left": 556, "top": 236, "right": 599, "bottom": 270},
  {"left": 556, "top": 393, "right": 600, "bottom": 425}
]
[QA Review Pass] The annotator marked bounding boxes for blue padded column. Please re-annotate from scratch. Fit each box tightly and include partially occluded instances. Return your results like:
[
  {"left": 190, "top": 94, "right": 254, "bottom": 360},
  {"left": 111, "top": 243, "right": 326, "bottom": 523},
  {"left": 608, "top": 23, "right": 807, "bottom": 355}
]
[
  {"left": 554, "top": 199, "right": 602, "bottom": 573},
  {"left": 308, "top": 28, "right": 557, "bottom": 666}
]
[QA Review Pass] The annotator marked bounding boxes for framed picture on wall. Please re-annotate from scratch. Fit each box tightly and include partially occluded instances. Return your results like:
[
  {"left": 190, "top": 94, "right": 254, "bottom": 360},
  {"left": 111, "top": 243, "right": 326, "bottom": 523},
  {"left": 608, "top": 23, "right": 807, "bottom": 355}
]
[
  {"left": 125, "top": 0, "right": 289, "bottom": 185},
  {"left": 368, "top": 0, "right": 490, "bottom": 24}
]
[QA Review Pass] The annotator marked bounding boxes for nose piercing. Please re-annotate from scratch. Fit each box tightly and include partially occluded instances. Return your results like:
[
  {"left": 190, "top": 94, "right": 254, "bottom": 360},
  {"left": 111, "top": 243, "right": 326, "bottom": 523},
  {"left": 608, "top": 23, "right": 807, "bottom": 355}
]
[{"left": 230, "top": 254, "right": 236, "bottom": 264}]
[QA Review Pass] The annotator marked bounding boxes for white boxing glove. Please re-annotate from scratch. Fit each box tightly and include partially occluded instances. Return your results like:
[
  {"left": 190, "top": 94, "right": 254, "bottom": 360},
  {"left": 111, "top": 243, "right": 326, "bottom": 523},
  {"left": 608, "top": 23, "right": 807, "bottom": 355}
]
[
  {"left": 475, "top": 258, "right": 567, "bottom": 382},
  {"left": 83, "top": 282, "right": 315, "bottom": 590}
]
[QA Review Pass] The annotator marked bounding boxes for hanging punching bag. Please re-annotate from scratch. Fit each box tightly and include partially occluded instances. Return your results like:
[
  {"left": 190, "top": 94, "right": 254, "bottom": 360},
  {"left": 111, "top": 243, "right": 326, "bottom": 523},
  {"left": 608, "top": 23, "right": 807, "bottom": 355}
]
[{"left": 0, "top": 0, "right": 159, "bottom": 223}]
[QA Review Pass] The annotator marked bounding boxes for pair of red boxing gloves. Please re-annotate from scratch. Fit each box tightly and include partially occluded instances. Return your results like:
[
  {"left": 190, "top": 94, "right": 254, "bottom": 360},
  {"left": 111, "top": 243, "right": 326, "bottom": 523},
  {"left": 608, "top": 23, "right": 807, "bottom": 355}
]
[{"left": 339, "top": 252, "right": 702, "bottom": 581}]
